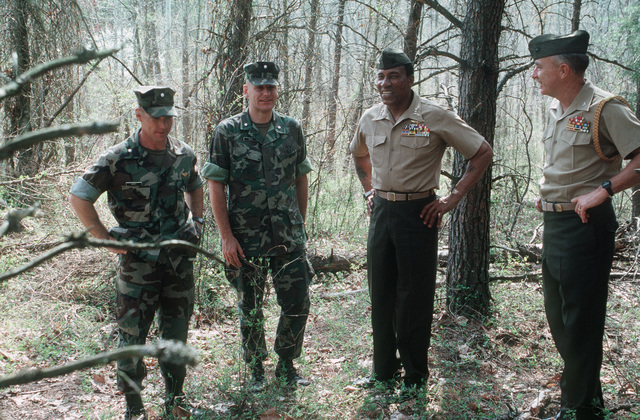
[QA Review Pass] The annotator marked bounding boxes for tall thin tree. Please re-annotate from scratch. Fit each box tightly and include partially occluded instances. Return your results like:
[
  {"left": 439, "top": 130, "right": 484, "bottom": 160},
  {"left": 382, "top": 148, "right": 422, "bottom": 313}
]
[
  {"left": 218, "top": 0, "right": 253, "bottom": 119},
  {"left": 326, "top": 0, "right": 346, "bottom": 162},
  {"left": 7, "top": 0, "right": 34, "bottom": 176},
  {"left": 446, "top": 0, "right": 505, "bottom": 318},
  {"left": 301, "top": 0, "right": 320, "bottom": 131},
  {"left": 404, "top": 0, "right": 423, "bottom": 61}
]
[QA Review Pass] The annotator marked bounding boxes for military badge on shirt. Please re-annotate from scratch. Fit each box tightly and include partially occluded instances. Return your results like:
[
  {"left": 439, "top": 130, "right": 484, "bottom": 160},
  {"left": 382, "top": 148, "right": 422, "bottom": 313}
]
[
  {"left": 567, "top": 116, "right": 590, "bottom": 133},
  {"left": 402, "top": 120, "right": 430, "bottom": 137}
]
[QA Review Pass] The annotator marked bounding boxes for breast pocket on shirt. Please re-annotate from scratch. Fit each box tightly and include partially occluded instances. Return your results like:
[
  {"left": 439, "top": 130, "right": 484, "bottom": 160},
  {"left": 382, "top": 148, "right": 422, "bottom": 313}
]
[
  {"left": 231, "top": 141, "right": 262, "bottom": 181},
  {"left": 121, "top": 184, "right": 152, "bottom": 222},
  {"left": 365, "top": 135, "right": 386, "bottom": 167},
  {"left": 399, "top": 134, "right": 431, "bottom": 150},
  {"left": 275, "top": 137, "right": 300, "bottom": 179},
  {"left": 559, "top": 131, "right": 593, "bottom": 170}
]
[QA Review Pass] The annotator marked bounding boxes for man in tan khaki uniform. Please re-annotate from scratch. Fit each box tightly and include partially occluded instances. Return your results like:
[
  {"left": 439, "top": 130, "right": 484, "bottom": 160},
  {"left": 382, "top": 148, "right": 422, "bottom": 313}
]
[
  {"left": 530, "top": 30, "right": 640, "bottom": 420},
  {"left": 350, "top": 48, "right": 493, "bottom": 394}
]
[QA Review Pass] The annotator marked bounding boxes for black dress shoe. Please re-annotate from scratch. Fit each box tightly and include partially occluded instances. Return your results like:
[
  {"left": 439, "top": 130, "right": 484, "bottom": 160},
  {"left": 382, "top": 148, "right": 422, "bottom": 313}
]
[
  {"left": 353, "top": 376, "right": 376, "bottom": 389},
  {"left": 353, "top": 376, "right": 398, "bottom": 392}
]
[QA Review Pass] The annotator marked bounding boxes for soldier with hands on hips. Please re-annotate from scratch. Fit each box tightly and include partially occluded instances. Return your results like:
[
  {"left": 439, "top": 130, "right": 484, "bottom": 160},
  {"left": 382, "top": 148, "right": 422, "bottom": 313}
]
[{"left": 350, "top": 48, "right": 493, "bottom": 394}]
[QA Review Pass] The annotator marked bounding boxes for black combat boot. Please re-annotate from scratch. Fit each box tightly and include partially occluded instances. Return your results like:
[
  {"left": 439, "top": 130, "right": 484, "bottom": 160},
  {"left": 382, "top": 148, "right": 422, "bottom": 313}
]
[
  {"left": 248, "top": 359, "right": 265, "bottom": 393},
  {"left": 164, "top": 373, "right": 205, "bottom": 418},
  {"left": 124, "top": 392, "right": 146, "bottom": 420},
  {"left": 275, "top": 358, "right": 311, "bottom": 387}
]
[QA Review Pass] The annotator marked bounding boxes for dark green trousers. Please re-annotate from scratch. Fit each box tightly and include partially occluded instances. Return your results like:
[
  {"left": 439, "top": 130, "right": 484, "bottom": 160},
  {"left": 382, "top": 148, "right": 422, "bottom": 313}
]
[
  {"left": 116, "top": 250, "right": 194, "bottom": 394},
  {"left": 542, "top": 200, "right": 617, "bottom": 419},
  {"left": 367, "top": 194, "right": 438, "bottom": 386},
  {"left": 226, "top": 250, "right": 313, "bottom": 364}
]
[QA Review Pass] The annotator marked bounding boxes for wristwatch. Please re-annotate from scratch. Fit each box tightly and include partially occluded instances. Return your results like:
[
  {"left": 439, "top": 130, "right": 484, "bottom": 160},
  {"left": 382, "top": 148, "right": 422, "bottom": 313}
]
[
  {"left": 193, "top": 217, "right": 204, "bottom": 225},
  {"left": 601, "top": 180, "right": 614, "bottom": 196},
  {"left": 363, "top": 189, "right": 375, "bottom": 200}
]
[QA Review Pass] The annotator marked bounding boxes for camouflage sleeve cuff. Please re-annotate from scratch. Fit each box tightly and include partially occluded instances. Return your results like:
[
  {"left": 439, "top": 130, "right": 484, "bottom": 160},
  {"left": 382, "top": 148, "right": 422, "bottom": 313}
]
[
  {"left": 296, "top": 157, "right": 313, "bottom": 177},
  {"left": 69, "top": 178, "right": 101, "bottom": 203},
  {"left": 187, "top": 174, "right": 206, "bottom": 192},
  {"left": 201, "top": 161, "right": 229, "bottom": 183}
]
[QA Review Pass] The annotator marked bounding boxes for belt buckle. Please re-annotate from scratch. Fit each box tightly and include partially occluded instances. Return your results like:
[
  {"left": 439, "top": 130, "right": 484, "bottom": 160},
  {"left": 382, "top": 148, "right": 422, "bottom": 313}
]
[
  {"left": 553, "top": 203, "right": 562, "bottom": 212},
  {"left": 388, "top": 192, "right": 397, "bottom": 201}
]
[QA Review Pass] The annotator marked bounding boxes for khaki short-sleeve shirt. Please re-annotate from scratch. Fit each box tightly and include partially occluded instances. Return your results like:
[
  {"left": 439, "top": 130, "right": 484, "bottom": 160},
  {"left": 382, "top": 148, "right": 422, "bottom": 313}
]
[
  {"left": 540, "top": 80, "right": 640, "bottom": 202},
  {"left": 350, "top": 92, "right": 484, "bottom": 193}
]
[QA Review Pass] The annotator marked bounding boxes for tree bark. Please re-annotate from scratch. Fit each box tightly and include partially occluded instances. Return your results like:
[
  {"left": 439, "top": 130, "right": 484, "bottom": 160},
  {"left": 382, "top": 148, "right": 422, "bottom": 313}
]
[
  {"left": 326, "top": 0, "right": 346, "bottom": 163},
  {"left": 181, "top": 0, "right": 192, "bottom": 144},
  {"left": 7, "top": 0, "right": 35, "bottom": 176},
  {"left": 279, "top": 0, "right": 291, "bottom": 115},
  {"left": 404, "top": 0, "right": 423, "bottom": 61},
  {"left": 446, "top": 0, "right": 504, "bottom": 319},
  {"left": 301, "top": 0, "right": 320, "bottom": 131},
  {"left": 571, "top": 0, "right": 582, "bottom": 32},
  {"left": 145, "top": 0, "right": 162, "bottom": 82},
  {"left": 218, "top": 0, "right": 253, "bottom": 120}
]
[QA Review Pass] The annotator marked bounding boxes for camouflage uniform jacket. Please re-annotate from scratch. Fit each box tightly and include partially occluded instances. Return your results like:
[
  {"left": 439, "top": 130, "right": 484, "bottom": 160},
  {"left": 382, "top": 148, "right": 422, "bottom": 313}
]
[
  {"left": 202, "top": 110, "right": 313, "bottom": 257},
  {"left": 70, "top": 128, "right": 205, "bottom": 264}
]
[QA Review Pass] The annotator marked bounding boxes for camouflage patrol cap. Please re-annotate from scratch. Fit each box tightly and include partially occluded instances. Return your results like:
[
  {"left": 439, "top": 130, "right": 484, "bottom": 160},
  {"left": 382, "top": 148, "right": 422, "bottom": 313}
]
[
  {"left": 377, "top": 48, "right": 412, "bottom": 70},
  {"left": 134, "top": 86, "right": 177, "bottom": 117},
  {"left": 244, "top": 62, "right": 280, "bottom": 86},
  {"left": 529, "top": 30, "right": 590, "bottom": 60}
]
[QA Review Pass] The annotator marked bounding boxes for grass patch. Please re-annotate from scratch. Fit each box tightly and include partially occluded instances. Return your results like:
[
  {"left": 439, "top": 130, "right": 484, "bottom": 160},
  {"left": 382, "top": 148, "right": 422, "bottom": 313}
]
[{"left": 1, "top": 177, "right": 639, "bottom": 419}]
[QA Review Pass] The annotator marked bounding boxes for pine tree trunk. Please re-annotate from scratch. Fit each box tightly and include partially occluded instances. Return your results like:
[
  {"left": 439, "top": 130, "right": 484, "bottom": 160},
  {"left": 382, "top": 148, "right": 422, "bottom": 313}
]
[
  {"left": 326, "top": 0, "right": 346, "bottom": 164},
  {"left": 301, "top": 0, "right": 319, "bottom": 131},
  {"left": 404, "top": 0, "right": 423, "bottom": 61},
  {"left": 218, "top": 0, "right": 252, "bottom": 119},
  {"left": 446, "top": 0, "right": 504, "bottom": 319},
  {"left": 8, "top": 0, "right": 35, "bottom": 176}
]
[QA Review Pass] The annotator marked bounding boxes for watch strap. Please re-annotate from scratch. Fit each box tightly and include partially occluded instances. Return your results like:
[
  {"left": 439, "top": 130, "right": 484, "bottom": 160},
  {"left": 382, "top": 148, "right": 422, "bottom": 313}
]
[{"left": 602, "top": 180, "right": 614, "bottom": 196}]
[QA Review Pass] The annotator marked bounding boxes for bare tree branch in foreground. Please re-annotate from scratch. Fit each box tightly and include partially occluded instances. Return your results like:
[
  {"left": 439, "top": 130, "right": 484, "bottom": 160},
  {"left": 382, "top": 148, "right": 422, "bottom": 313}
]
[
  {"left": 0, "top": 46, "right": 122, "bottom": 101},
  {"left": 0, "top": 205, "right": 39, "bottom": 237},
  {"left": 0, "top": 340, "right": 199, "bottom": 389},
  {"left": 0, "top": 232, "right": 226, "bottom": 283},
  {"left": 0, "top": 121, "right": 120, "bottom": 160}
]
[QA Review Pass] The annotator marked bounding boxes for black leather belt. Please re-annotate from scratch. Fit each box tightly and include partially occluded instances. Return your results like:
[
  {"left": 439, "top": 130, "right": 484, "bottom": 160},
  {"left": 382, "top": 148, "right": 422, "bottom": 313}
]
[{"left": 376, "top": 190, "right": 434, "bottom": 201}]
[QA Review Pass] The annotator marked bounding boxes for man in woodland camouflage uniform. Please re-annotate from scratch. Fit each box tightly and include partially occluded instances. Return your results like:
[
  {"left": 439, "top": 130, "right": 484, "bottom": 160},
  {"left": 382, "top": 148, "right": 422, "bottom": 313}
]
[
  {"left": 70, "top": 86, "right": 204, "bottom": 419},
  {"left": 203, "top": 61, "right": 313, "bottom": 391}
]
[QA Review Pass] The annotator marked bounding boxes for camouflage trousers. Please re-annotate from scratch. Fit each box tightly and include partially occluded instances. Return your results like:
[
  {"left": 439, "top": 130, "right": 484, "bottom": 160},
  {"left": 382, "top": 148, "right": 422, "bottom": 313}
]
[
  {"left": 226, "top": 249, "right": 313, "bottom": 364},
  {"left": 115, "top": 250, "right": 194, "bottom": 394}
]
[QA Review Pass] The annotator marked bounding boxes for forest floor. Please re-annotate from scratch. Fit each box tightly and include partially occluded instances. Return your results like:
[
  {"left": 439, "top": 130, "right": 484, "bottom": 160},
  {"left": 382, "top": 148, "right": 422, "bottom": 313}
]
[{"left": 0, "top": 199, "right": 639, "bottom": 419}]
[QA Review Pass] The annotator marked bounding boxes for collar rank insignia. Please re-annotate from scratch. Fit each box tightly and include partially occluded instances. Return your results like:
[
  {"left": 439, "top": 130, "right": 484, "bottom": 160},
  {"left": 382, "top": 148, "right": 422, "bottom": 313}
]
[
  {"left": 567, "top": 116, "right": 590, "bottom": 133},
  {"left": 401, "top": 121, "right": 430, "bottom": 137}
]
